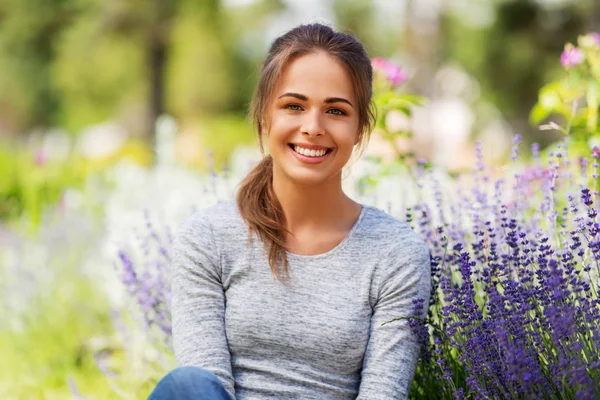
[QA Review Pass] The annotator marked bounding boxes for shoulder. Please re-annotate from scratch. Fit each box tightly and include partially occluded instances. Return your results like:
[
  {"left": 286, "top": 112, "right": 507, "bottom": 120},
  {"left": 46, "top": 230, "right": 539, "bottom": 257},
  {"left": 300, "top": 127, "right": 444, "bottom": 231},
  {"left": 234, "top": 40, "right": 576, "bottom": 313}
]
[
  {"left": 181, "top": 199, "right": 242, "bottom": 228},
  {"left": 358, "top": 207, "right": 431, "bottom": 309},
  {"left": 359, "top": 205, "right": 430, "bottom": 270},
  {"left": 360, "top": 206, "right": 427, "bottom": 249},
  {"left": 176, "top": 199, "right": 246, "bottom": 242}
]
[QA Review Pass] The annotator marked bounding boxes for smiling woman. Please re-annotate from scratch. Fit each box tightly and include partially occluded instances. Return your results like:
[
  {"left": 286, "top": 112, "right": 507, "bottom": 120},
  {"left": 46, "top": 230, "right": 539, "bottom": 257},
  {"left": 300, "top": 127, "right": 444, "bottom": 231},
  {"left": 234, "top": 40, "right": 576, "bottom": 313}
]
[{"left": 148, "top": 23, "right": 432, "bottom": 400}]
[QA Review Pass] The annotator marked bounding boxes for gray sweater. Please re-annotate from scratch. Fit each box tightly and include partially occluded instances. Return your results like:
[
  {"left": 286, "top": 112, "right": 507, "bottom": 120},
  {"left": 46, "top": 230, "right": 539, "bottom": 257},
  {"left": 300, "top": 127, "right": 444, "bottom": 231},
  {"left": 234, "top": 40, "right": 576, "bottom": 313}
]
[{"left": 171, "top": 200, "right": 431, "bottom": 399}]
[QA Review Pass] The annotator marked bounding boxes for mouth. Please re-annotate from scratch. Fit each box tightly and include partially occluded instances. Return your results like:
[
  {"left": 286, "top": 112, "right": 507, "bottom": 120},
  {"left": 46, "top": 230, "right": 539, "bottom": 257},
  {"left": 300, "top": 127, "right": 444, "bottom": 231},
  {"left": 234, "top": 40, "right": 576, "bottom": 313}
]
[{"left": 288, "top": 144, "right": 334, "bottom": 158}]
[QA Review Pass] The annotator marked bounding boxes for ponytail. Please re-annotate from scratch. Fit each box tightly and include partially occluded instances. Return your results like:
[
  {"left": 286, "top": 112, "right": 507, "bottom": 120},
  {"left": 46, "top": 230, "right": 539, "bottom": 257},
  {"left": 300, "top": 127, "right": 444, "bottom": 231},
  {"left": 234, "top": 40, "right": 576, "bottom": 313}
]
[{"left": 237, "top": 155, "right": 289, "bottom": 282}]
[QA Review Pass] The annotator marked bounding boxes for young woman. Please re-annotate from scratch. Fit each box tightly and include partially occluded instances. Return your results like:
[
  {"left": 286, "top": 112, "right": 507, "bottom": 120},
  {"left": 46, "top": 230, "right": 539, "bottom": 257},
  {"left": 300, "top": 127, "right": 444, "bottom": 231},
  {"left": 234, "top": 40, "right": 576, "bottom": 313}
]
[{"left": 149, "top": 23, "right": 431, "bottom": 400}]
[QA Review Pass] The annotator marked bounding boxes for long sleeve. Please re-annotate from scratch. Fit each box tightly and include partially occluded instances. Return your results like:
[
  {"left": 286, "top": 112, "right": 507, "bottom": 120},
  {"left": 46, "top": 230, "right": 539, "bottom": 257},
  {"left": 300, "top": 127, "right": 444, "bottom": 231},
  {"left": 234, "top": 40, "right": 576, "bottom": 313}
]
[
  {"left": 357, "top": 238, "right": 432, "bottom": 400},
  {"left": 170, "top": 210, "right": 235, "bottom": 399}
]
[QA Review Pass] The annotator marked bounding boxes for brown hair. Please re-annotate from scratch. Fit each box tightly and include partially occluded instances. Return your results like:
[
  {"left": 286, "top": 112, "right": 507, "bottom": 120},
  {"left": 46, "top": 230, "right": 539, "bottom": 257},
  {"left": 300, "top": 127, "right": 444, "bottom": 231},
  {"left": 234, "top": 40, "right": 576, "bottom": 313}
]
[{"left": 237, "top": 23, "right": 376, "bottom": 282}]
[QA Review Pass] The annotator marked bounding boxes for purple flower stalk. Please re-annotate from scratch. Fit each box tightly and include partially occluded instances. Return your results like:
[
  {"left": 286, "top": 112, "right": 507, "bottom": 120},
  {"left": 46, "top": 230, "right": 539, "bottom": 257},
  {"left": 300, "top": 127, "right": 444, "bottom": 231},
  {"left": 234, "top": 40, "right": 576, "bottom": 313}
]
[
  {"left": 115, "top": 213, "right": 174, "bottom": 343},
  {"left": 406, "top": 135, "right": 600, "bottom": 398}
]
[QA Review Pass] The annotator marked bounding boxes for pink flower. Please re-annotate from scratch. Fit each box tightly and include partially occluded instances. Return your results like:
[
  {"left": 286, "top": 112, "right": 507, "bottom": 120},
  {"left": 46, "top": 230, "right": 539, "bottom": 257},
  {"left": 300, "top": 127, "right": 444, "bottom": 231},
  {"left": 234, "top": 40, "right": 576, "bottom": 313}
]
[
  {"left": 371, "top": 57, "right": 408, "bottom": 86},
  {"left": 591, "top": 32, "right": 600, "bottom": 46},
  {"left": 34, "top": 148, "right": 46, "bottom": 166},
  {"left": 560, "top": 45, "right": 584, "bottom": 68}
]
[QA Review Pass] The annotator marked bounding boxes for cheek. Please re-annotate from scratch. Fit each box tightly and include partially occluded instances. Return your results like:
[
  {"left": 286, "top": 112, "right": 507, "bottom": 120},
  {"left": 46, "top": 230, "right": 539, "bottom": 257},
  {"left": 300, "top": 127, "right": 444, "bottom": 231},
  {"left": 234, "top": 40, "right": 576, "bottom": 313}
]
[
  {"left": 268, "top": 114, "right": 295, "bottom": 137},
  {"left": 331, "top": 121, "right": 359, "bottom": 147}
]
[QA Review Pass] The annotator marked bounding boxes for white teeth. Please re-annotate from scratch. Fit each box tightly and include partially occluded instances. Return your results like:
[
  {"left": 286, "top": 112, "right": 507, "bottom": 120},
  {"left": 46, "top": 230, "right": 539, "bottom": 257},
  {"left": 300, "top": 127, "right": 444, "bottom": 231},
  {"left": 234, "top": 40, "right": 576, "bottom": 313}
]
[{"left": 293, "top": 145, "right": 327, "bottom": 157}]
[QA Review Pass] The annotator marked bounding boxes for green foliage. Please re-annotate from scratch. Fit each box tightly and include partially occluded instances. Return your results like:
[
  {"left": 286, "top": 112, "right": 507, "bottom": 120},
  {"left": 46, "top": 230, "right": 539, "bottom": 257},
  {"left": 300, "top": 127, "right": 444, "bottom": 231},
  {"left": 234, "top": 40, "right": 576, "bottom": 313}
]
[
  {"left": 530, "top": 33, "right": 600, "bottom": 150},
  {"left": 52, "top": 10, "right": 147, "bottom": 133},
  {"left": 0, "top": 195, "right": 169, "bottom": 399},
  {"left": 0, "top": 138, "right": 152, "bottom": 228},
  {"left": 0, "top": 279, "right": 116, "bottom": 398},
  {"left": 371, "top": 58, "right": 425, "bottom": 150},
  {"left": 166, "top": 3, "right": 236, "bottom": 118},
  {"left": 0, "top": 0, "right": 81, "bottom": 130},
  {"left": 357, "top": 58, "right": 425, "bottom": 193},
  {"left": 0, "top": 143, "right": 84, "bottom": 227},
  {"left": 0, "top": 0, "right": 285, "bottom": 137},
  {"left": 443, "top": 0, "right": 590, "bottom": 148},
  {"left": 186, "top": 114, "right": 257, "bottom": 171}
]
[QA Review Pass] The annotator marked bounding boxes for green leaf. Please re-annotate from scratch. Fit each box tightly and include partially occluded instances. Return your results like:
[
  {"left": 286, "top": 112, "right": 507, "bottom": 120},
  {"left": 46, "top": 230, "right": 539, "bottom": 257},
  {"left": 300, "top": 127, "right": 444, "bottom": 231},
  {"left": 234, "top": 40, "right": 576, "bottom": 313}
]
[
  {"left": 539, "top": 84, "right": 563, "bottom": 110},
  {"left": 530, "top": 103, "right": 551, "bottom": 125}
]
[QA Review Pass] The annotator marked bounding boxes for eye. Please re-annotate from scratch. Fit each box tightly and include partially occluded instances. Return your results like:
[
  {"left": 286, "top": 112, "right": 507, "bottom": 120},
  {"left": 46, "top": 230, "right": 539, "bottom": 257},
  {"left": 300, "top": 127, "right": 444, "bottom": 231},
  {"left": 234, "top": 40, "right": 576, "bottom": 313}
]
[
  {"left": 284, "top": 104, "right": 303, "bottom": 111},
  {"left": 327, "top": 108, "right": 347, "bottom": 116}
]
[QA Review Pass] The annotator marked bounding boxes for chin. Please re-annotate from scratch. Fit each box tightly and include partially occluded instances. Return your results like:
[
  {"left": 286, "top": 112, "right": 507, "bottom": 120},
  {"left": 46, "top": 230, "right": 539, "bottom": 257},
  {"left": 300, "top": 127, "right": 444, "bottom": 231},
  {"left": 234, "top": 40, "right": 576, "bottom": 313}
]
[{"left": 285, "top": 168, "right": 341, "bottom": 186}]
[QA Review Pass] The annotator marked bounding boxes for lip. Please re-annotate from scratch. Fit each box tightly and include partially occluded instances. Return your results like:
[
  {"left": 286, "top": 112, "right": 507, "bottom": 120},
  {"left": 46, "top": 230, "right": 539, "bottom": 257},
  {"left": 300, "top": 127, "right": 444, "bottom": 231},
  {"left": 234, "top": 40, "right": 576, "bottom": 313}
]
[
  {"left": 289, "top": 143, "right": 333, "bottom": 151},
  {"left": 288, "top": 144, "right": 332, "bottom": 164}
]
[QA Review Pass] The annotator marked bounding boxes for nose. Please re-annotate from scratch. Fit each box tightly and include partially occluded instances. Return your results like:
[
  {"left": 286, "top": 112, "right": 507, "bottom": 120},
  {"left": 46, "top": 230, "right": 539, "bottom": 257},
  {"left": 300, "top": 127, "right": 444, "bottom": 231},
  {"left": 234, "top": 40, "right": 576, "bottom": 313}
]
[{"left": 300, "top": 110, "right": 324, "bottom": 137}]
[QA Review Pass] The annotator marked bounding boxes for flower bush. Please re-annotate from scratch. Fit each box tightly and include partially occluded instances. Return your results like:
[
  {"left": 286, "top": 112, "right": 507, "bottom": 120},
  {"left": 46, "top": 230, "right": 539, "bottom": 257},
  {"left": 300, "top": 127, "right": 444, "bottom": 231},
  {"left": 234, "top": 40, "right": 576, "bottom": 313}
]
[
  {"left": 406, "top": 136, "right": 600, "bottom": 399},
  {"left": 0, "top": 132, "right": 152, "bottom": 230},
  {"left": 104, "top": 151, "right": 257, "bottom": 390},
  {"left": 370, "top": 57, "right": 424, "bottom": 160},
  {"left": 531, "top": 32, "right": 600, "bottom": 154},
  {"left": 356, "top": 58, "right": 426, "bottom": 194},
  {"left": 0, "top": 201, "right": 135, "bottom": 398}
]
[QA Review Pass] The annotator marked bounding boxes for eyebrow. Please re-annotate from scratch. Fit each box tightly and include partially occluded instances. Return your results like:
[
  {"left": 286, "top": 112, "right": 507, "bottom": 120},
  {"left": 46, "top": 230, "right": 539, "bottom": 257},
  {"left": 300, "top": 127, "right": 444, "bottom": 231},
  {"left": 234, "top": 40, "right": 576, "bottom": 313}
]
[{"left": 277, "top": 92, "right": 354, "bottom": 108}]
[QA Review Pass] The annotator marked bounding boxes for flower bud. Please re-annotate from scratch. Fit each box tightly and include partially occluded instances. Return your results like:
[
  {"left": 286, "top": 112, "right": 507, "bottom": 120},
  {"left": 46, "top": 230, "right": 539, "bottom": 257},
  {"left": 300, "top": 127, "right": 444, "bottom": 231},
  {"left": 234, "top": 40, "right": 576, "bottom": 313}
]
[{"left": 560, "top": 44, "right": 584, "bottom": 68}]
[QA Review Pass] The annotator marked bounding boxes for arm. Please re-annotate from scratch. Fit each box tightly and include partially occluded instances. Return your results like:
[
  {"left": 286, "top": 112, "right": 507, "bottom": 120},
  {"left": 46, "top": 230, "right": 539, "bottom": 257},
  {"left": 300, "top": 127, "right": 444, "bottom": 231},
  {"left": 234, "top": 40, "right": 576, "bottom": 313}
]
[
  {"left": 357, "top": 238, "right": 432, "bottom": 400},
  {"left": 170, "top": 210, "right": 235, "bottom": 399}
]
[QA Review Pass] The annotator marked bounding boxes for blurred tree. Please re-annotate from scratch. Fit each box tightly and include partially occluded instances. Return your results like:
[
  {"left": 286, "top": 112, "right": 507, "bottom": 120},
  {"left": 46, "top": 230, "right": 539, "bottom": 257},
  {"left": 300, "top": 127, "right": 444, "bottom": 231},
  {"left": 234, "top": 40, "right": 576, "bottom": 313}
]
[
  {"left": 591, "top": 0, "right": 600, "bottom": 31},
  {"left": 53, "top": 0, "right": 285, "bottom": 146},
  {"left": 332, "top": 0, "right": 377, "bottom": 51},
  {"left": 331, "top": 0, "right": 404, "bottom": 58},
  {"left": 220, "top": 0, "right": 287, "bottom": 112},
  {"left": 63, "top": 0, "right": 179, "bottom": 144},
  {"left": 166, "top": 0, "right": 235, "bottom": 121},
  {"left": 0, "top": 0, "right": 285, "bottom": 140},
  {"left": 442, "top": 0, "right": 593, "bottom": 148},
  {"left": 403, "top": 0, "right": 445, "bottom": 97},
  {"left": 52, "top": 6, "right": 147, "bottom": 137},
  {"left": 0, "top": 0, "right": 81, "bottom": 134},
  {"left": 3, "top": 0, "right": 594, "bottom": 158}
]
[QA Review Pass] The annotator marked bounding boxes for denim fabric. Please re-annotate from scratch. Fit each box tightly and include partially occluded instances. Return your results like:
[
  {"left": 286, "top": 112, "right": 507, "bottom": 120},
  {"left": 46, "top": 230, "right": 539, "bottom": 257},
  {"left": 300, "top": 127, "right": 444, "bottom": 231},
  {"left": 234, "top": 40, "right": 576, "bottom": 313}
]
[{"left": 148, "top": 366, "right": 231, "bottom": 400}]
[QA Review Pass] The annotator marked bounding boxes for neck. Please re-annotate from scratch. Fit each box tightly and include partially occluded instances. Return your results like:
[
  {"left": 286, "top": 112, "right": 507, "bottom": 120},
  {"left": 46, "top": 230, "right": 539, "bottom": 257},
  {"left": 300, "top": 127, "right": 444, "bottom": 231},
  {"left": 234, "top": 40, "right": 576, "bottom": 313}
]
[{"left": 272, "top": 166, "right": 357, "bottom": 233}]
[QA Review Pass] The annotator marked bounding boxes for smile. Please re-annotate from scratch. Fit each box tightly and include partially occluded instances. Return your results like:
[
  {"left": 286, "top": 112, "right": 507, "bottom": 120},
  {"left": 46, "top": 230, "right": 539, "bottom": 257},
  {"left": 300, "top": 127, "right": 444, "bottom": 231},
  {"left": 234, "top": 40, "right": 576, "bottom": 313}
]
[{"left": 288, "top": 144, "right": 333, "bottom": 163}]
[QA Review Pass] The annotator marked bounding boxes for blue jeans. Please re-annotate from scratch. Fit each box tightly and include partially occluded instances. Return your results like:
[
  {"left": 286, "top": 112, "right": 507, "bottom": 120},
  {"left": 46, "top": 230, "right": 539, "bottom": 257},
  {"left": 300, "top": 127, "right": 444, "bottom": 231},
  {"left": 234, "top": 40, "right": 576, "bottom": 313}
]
[{"left": 148, "top": 366, "right": 231, "bottom": 400}]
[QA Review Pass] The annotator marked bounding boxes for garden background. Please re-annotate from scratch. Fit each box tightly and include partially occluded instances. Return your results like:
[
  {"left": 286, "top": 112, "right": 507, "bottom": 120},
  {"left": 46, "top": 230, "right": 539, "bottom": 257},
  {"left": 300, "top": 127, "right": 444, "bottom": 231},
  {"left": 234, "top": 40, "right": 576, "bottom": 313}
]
[{"left": 1, "top": 0, "right": 600, "bottom": 399}]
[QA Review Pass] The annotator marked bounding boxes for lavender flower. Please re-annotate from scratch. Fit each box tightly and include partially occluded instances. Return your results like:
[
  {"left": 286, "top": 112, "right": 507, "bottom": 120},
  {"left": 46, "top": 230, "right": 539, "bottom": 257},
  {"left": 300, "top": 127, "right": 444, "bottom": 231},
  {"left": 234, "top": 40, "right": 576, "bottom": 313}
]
[
  {"left": 406, "top": 136, "right": 600, "bottom": 398},
  {"left": 115, "top": 212, "right": 173, "bottom": 342}
]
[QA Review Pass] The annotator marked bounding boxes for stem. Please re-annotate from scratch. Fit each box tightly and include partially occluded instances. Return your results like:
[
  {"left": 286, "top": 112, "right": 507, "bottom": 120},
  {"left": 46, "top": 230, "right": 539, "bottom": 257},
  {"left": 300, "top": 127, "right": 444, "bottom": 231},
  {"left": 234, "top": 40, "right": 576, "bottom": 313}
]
[{"left": 586, "top": 83, "right": 598, "bottom": 134}]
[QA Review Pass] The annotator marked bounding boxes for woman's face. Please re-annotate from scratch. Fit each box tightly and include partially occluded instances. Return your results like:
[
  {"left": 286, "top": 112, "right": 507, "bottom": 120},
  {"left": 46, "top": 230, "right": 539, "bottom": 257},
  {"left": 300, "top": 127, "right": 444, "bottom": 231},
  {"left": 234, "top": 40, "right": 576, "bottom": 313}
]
[{"left": 264, "top": 51, "right": 360, "bottom": 186}]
